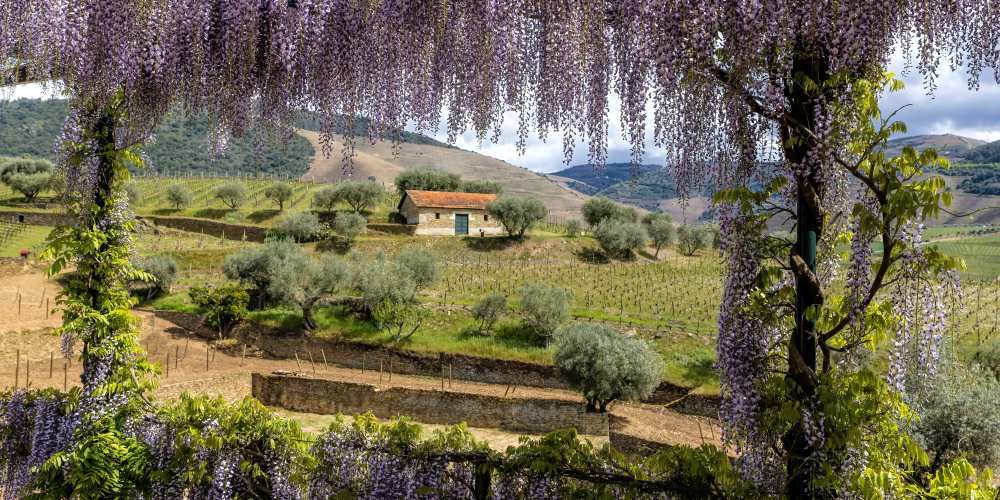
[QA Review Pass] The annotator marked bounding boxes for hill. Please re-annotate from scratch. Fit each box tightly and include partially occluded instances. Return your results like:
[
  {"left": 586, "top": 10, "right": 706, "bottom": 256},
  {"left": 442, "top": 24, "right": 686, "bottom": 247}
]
[
  {"left": 883, "top": 133, "right": 987, "bottom": 162},
  {"left": 299, "top": 132, "right": 587, "bottom": 217},
  {"left": 965, "top": 140, "right": 1000, "bottom": 164},
  {"left": 0, "top": 99, "right": 315, "bottom": 177}
]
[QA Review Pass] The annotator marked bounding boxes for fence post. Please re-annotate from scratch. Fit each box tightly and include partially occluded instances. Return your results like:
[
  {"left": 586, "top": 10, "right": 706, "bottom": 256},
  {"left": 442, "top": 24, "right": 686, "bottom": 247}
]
[{"left": 14, "top": 350, "right": 19, "bottom": 388}]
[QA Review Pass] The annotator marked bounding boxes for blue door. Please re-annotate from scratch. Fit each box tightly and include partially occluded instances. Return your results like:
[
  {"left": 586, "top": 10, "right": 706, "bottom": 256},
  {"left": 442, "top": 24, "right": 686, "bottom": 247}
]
[{"left": 455, "top": 214, "right": 469, "bottom": 235}]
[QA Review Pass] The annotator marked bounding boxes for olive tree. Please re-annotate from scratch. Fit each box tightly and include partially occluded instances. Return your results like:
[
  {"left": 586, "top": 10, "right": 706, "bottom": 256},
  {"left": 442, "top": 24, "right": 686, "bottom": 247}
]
[
  {"left": 472, "top": 292, "right": 507, "bottom": 335},
  {"left": 911, "top": 362, "right": 1000, "bottom": 472},
  {"left": 329, "top": 181, "right": 383, "bottom": 213},
  {"left": 264, "top": 183, "right": 294, "bottom": 211},
  {"left": 554, "top": 323, "right": 662, "bottom": 412},
  {"left": 189, "top": 285, "right": 249, "bottom": 338},
  {"left": 582, "top": 197, "right": 636, "bottom": 227},
  {"left": 267, "top": 250, "right": 350, "bottom": 330},
  {"left": 223, "top": 239, "right": 300, "bottom": 306},
  {"left": 275, "top": 212, "right": 324, "bottom": 242},
  {"left": 394, "top": 247, "right": 439, "bottom": 290},
  {"left": 518, "top": 283, "right": 572, "bottom": 341},
  {"left": 311, "top": 186, "right": 339, "bottom": 213},
  {"left": 676, "top": 225, "right": 710, "bottom": 256},
  {"left": 354, "top": 253, "right": 418, "bottom": 312},
  {"left": 215, "top": 183, "right": 247, "bottom": 210},
  {"left": 134, "top": 255, "right": 177, "bottom": 299},
  {"left": 486, "top": 197, "right": 548, "bottom": 238},
  {"left": 565, "top": 219, "right": 582, "bottom": 238},
  {"left": 1, "top": 157, "right": 53, "bottom": 202},
  {"left": 333, "top": 213, "right": 367, "bottom": 244},
  {"left": 461, "top": 180, "right": 503, "bottom": 194},
  {"left": 593, "top": 220, "right": 648, "bottom": 259},
  {"left": 645, "top": 217, "right": 675, "bottom": 258},
  {"left": 166, "top": 184, "right": 193, "bottom": 210}
]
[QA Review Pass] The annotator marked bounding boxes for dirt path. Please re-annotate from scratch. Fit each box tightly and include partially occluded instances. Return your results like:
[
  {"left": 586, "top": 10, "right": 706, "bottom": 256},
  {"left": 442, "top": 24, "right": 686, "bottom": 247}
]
[{"left": 0, "top": 273, "right": 721, "bottom": 450}]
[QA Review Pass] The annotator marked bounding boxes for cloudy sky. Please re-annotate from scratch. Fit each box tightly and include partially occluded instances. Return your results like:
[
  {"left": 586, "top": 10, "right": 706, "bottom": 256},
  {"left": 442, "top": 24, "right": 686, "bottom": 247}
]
[{"left": 6, "top": 56, "right": 1000, "bottom": 174}]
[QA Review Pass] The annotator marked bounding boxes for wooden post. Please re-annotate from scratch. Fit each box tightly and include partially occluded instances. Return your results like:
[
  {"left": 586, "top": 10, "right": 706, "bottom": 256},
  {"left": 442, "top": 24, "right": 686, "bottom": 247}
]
[
  {"left": 26, "top": 357, "right": 30, "bottom": 387},
  {"left": 45, "top": 297, "right": 49, "bottom": 319},
  {"left": 165, "top": 353, "right": 170, "bottom": 378},
  {"left": 379, "top": 360, "right": 383, "bottom": 386},
  {"left": 241, "top": 344, "right": 246, "bottom": 366},
  {"left": 17, "top": 293, "right": 21, "bottom": 317},
  {"left": 184, "top": 338, "right": 190, "bottom": 358},
  {"left": 14, "top": 350, "right": 19, "bottom": 388},
  {"left": 63, "top": 359, "right": 67, "bottom": 390},
  {"left": 308, "top": 350, "right": 316, "bottom": 373},
  {"left": 205, "top": 346, "right": 210, "bottom": 371},
  {"left": 449, "top": 363, "right": 453, "bottom": 388},
  {"left": 321, "top": 348, "right": 328, "bottom": 368},
  {"left": 175, "top": 346, "right": 180, "bottom": 368},
  {"left": 49, "top": 352, "right": 53, "bottom": 378},
  {"left": 294, "top": 352, "right": 302, "bottom": 371}
]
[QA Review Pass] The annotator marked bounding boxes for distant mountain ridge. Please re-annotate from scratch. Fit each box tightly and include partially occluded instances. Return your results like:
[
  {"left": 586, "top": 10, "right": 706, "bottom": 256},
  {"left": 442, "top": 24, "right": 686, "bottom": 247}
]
[
  {"left": 547, "top": 163, "right": 714, "bottom": 214},
  {"left": 884, "top": 133, "right": 991, "bottom": 163}
]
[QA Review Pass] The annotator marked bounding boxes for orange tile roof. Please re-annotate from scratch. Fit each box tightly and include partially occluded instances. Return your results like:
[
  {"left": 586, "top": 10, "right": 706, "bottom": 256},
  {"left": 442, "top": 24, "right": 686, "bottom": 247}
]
[{"left": 402, "top": 190, "right": 497, "bottom": 210}]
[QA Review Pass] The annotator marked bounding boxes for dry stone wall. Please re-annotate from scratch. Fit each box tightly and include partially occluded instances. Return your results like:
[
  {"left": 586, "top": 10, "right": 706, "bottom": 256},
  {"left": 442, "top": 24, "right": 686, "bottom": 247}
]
[{"left": 252, "top": 372, "right": 609, "bottom": 435}]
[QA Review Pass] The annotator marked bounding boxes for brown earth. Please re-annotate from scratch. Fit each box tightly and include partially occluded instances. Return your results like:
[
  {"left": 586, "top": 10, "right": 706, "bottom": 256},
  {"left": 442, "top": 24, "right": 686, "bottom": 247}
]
[
  {"left": 0, "top": 269, "right": 721, "bottom": 452},
  {"left": 297, "top": 130, "right": 588, "bottom": 218}
]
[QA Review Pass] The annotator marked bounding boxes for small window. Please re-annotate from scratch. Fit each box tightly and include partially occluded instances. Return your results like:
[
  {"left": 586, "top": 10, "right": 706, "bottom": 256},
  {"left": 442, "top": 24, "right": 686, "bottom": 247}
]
[
  {"left": 484, "top": 214, "right": 489, "bottom": 221},
  {"left": 435, "top": 213, "right": 440, "bottom": 220}
]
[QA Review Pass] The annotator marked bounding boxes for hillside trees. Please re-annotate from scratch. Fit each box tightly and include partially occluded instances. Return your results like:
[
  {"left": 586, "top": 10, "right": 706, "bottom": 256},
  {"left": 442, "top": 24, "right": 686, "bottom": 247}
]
[
  {"left": 189, "top": 285, "right": 250, "bottom": 337},
  {"left": 486, "top": 197, "right": 548, "bottom": 238},
  {"left": 394, "top": 169, "right": 461, "bottom": 194},
  {"left": 554, "top": 323, "right": 662, "bottom": 412},
  {"left": 328, "top": 181, "right": 383, "bottom": 213},
  {"left": 0, "top": 157, "right": 53, "bottom": 201},
  {"left": 472, "top": 292, "right": 507, "bottom": 335},
  {"left": 223, "top": 239, "right": 300, "bottom": 307},
  {"left": 582, "top": 197, "right": 637, "bottom": 227},
  {"left": 166, "top": 183, "right": 193, "bottom": 210},
  {"left": 134, "top": 255, "right": 177, "bottom": 299},
  {"left": 461, "top": 180, "right": 503, "bottom": 194},
  {"left": 215, "top": 183, "right": 247, "bottom": 210},
  {"left": 264, "top": 183, "right": 294, "bottom": 211},
  {"left": 311, "top": 186, "right": 339, "bottom": 213}
]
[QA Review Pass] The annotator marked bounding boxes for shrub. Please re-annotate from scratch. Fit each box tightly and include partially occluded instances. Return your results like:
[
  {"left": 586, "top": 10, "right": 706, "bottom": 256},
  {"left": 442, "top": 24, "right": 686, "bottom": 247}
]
[
  {"left": 394, "top": 247, "right": 439, "bottom": 289},
  {"left": 641, "top": 212, "right": 672, "bottom": 225},
  {"left": 582, "top": 197, "right": 637, "bottom": 227},
  {"left": 267, "top": 250, "right": 349, "bottom": 330},
  {"left": 275, "top": 212, "right": 324, "bottom": 242},
  {"left": 554, "top": 323, "right": 663, "bottom": 412},
  {"left": 135, "top": 255, "right": 178, "bottom": 298},
  {"left": 264, "top": 183, "right": 294, "bottom": 211},
  {"left": 911, "top": 362, "right": 1000, "bottom": 471},
  {"left": 461, "top": 180, "right": 503, "bottom": 194},
  {"left": 972, "top": 340, "right": 1000, "bottom": 379},
  {"left": 46, "top": 172, "right": 66, "bottom": 199},
  {"left": 518, "top": 283, "right": 572, "bottom": 340},
  {"left": 311, "top": 186, "right": 339, "bottom": 213},
  {"left": 565, "top": 219, "right": 582, "bottom": 238},
  {"left": 645, "top": 217, "right": 675, "bottom": 258},
  {"left": 189, "top": 284, "right": 249, "bottom": 337},
  {"left": 333, "top": 212, "right": 367, "bottom": 243},
  {"left": 676, "top": 225, "right": 711, "bottom": 256},
  {"left": 486, "top": 197, "right": 548, "bottom": 238},
  {"left": 472, "top": 292, "right": 507, "bottom": 334},
  {"left": 166, "top": 184, "right": 193, "bottom": 210},
  {"left": 328, "top": 181, "right": 384, "bottom": 213},
  {"left": 394, "top": 168, "right": 461, "bottom": 195},
  {"left": 371, "top": 301, "right": 426, "bottom": 341},
  {"left": 593, "top": 220, "right": 648, "bottom": 259},
  {"left": 215, "top": 183, "right": 247, "bottom": 210}
]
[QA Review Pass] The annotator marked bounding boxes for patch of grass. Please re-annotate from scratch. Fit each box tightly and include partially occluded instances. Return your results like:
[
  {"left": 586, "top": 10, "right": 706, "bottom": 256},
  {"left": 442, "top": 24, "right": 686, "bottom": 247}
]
[{"left": 0, "top": 224, "right": 52, "bottom": 258}]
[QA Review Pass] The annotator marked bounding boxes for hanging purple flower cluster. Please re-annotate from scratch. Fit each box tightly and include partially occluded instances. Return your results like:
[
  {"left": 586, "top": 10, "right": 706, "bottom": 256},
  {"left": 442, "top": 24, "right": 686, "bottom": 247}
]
[
  {"left": 3, "top": 1, "right": 997, "bottom": 177},
  {"left": 0, "top": 391, "right": 78, "bottom": 500}
]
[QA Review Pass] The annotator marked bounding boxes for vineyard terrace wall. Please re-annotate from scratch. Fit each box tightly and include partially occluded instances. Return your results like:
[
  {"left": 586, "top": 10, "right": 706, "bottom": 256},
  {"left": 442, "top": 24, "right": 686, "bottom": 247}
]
[
  {"left": 252, "top": 372, "right": 610, "bottom": 435},
  {"left": 142, "top": 215, "right": 270, "bottom": 242},
  {"left": 233, "top": 321, "right": 721, "bottom": 418}
]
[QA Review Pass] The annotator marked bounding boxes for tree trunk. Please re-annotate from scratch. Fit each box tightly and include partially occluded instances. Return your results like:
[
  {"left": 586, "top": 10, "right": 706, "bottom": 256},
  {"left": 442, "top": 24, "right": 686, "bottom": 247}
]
[
  {"left": 781, "top": 46, "right": 829, "bottom": 499},
  {"left": 302, "top": 300, "right": 317, "bottom": 330}
]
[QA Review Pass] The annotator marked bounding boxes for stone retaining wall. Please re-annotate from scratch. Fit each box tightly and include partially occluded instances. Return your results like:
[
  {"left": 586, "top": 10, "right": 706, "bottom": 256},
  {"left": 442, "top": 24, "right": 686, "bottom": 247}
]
[
  {"left": 142, "top": 216, "right": 270, "bottom": 242},
  {"left": 252, "top": 372, "right": 609, "bottom": 435},
  {"left": 237, "top": 324, "right": 720, "bottom": 417},
  {"left": 0, "top": 210, "right": 74, "bottom": 226}
]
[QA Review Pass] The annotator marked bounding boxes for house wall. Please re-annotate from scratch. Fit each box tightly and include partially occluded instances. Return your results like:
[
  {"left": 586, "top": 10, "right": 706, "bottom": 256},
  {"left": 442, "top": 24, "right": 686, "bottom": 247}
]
[{"left": 399, "top": 197, "right": 504, "bottom": 236}]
